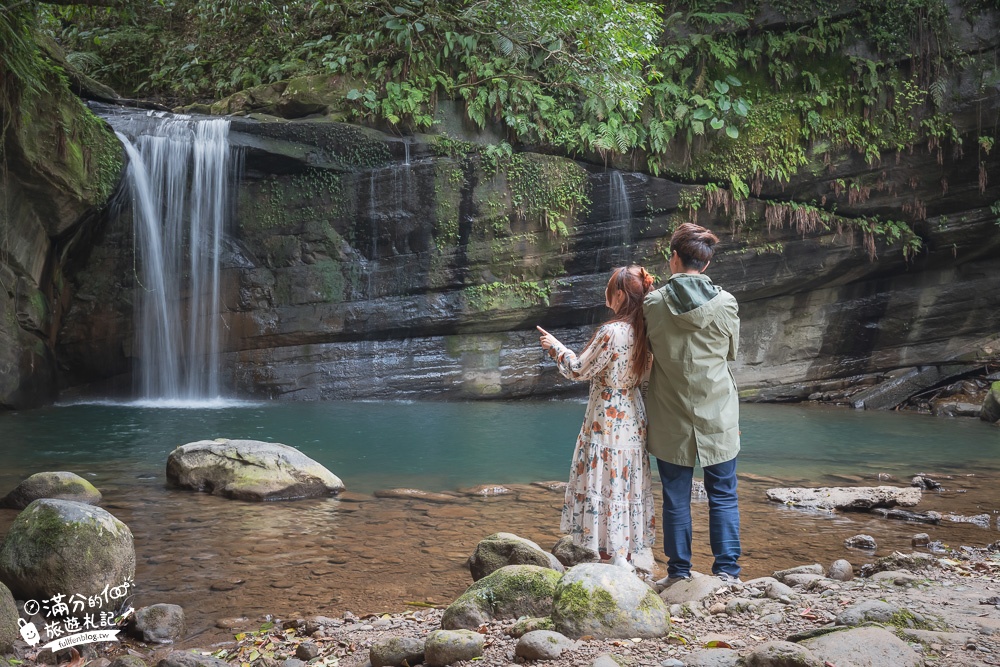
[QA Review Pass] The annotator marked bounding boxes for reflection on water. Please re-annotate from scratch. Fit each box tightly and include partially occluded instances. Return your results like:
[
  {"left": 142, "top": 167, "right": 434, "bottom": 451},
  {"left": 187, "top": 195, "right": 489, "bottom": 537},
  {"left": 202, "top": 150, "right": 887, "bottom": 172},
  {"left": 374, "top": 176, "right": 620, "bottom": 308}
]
[{"left": 0, "top": 401, "right": 998, "bottom": 646}]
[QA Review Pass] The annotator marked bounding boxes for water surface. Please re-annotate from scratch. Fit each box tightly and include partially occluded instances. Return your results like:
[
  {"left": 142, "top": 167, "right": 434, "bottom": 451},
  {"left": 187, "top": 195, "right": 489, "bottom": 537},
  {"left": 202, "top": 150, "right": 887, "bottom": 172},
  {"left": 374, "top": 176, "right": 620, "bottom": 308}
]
[{"left": 1, "top": 401, "right": 997, "bottom": 646}]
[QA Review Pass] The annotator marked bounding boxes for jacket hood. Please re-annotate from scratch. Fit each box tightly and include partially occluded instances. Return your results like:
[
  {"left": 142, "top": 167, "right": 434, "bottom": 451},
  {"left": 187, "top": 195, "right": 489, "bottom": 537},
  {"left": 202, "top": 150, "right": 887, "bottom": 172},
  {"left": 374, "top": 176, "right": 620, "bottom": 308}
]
[{"left": 660, "top": 273, "right": 725, "bottom": 330}]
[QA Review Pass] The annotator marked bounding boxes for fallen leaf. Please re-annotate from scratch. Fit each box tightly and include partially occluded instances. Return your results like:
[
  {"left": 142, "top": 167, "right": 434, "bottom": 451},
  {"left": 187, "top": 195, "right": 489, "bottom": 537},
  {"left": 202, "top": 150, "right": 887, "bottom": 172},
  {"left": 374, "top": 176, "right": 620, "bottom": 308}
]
[
  {"left": 65, "top": 648, "right": 83, "bottom": 667},
  {"left": 704, "top": 640, "right": 732, "bottom": 649}
]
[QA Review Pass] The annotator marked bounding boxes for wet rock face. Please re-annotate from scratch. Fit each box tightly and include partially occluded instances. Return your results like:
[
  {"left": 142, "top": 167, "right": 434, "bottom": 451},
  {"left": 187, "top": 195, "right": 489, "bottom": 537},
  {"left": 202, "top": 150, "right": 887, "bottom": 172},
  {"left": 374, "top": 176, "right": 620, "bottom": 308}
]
[
  {"left": 57, "top": 37, "right": 1000, "bottom": 406},
  {"left": 0, "top": 68, "right": 123, "bottom": 410}
]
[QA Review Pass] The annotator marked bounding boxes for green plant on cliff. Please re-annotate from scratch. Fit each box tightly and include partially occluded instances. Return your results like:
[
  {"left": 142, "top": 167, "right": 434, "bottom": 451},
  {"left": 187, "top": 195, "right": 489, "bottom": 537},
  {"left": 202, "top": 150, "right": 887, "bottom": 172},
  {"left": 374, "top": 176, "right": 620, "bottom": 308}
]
[{"left": 31, "top": 0, "right": 998, "bottom": 265}]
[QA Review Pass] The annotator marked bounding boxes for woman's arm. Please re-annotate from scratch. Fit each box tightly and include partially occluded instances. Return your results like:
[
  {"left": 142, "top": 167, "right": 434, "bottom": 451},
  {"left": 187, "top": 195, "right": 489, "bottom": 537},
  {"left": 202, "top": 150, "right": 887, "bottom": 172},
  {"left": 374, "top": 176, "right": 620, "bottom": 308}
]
[{"left": 538, "top": 325, "right": 617, "bottom": 382}]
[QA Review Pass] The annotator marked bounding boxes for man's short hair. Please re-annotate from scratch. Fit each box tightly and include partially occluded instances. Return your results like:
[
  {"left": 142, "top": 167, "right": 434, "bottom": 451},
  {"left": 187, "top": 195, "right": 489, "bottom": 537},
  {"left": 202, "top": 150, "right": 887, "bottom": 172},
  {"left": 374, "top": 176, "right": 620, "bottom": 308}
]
[{"left": 670, "top": 223, "right": 720, "bottom": 271}]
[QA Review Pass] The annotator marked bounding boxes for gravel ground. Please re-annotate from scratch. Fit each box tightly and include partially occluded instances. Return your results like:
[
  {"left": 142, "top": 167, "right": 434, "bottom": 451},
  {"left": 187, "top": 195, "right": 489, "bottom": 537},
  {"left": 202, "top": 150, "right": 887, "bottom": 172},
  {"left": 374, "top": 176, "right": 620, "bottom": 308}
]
[{"left": 117, "top": 547, "right": 1000, "bottom": 667}]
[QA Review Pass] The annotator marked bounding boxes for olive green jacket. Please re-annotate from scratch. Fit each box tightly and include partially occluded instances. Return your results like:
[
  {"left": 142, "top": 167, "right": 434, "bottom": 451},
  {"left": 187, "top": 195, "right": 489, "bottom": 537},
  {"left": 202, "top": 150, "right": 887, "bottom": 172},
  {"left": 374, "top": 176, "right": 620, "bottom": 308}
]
[{"left": 642, "top": 273, "right": 740, "bottom": 467}]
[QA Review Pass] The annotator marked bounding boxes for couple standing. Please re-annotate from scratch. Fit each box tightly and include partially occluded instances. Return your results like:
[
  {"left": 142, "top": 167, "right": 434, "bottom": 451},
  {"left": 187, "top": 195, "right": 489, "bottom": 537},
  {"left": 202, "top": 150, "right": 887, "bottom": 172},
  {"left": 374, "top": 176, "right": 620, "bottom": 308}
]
[{"left": 538, "top": 222, "right": 742, "bottom": 584}]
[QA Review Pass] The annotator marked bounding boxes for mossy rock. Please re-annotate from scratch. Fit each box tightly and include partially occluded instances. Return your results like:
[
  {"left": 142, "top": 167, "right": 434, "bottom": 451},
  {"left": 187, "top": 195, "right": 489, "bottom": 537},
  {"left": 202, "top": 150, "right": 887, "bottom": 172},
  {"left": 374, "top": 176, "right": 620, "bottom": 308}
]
[
  {"left": 551, "top": 563, "right": 670, "bottom": 639},
  {"left": 1, "top": 471, "right": 102, "bottom": 509},
  {"left": 275, "top": 74, "right": 356, "bottom": 118},
  {"left": 982, "top": 381, "right": 1000, "bottom": 423},
  {"left": 468, "top": 532, "right": 563, "bottom": 581},
  {"left": 441, "top": 564, "right": 562, "bottom": 630},
  {"left": 166, "top": 439, "right": 344, "bottom": 501},
  {"left": 423, "top": 629, "right": 484, "bottom": 667},
  {"left": 131, "top": 604, "right": 185, "bottom": 644},
  {"left": 0, "top": 582, "right": 17, "bottom": 653},
  {"left": 0, "top": 499, "right": 135, "bottom": 601},
  {"left": 370, "top": 636, "right": 424, "bottom": 667}
]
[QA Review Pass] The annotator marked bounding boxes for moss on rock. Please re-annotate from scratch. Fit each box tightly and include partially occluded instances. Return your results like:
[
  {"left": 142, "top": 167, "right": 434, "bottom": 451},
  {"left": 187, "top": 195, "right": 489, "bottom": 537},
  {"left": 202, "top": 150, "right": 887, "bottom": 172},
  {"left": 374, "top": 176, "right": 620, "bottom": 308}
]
[
  {"left": 0, "top": 499, "right": 135, "bottom": 601},
  {"left": 441, "top": 564, "right": 562, "bottom": 630}
]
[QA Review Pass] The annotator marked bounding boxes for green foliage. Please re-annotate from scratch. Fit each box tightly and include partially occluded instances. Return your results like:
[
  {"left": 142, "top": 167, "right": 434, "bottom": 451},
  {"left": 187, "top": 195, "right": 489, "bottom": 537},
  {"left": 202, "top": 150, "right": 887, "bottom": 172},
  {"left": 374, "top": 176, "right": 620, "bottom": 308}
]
[
  {"left": 37, "top": 0, "right": 995, "bottom": 265},
  {"left": 464, "top": 279, "right": 552, "bottom": 311},
  {"left": 0, "top": 3, "right": 49, "bottom": 139}
]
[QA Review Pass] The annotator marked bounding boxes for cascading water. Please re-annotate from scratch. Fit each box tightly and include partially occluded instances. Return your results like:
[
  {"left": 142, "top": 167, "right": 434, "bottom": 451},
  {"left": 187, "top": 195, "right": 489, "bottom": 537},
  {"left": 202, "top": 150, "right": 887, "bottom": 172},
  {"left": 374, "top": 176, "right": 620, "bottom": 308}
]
[
  {"left": 606, "top": 170, "right": 633, "bottom": 267},
  {"left": 110, "top": 114, "right": 235, "bottom": 404}
]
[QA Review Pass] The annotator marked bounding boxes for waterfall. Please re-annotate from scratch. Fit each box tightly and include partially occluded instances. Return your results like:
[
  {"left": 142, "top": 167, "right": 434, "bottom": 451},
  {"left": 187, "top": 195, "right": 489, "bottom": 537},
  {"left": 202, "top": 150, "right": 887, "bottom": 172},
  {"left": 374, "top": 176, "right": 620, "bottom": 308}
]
[
  {"left": 596, "top": 170, "right": 633, "bottom": 271},
  {"left": 365, "top": 146, "right": 413, "bottom": 299},
  {"left": 112, "top": 115, "right": 234, "bottom": 403}
]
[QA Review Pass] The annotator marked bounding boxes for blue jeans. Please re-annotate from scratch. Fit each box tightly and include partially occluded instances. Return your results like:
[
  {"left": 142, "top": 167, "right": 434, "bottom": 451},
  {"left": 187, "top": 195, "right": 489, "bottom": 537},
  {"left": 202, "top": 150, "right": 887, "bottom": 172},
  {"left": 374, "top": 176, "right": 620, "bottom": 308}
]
[{"left": 655, "top": 457, "right": 741, "bottom": 578}]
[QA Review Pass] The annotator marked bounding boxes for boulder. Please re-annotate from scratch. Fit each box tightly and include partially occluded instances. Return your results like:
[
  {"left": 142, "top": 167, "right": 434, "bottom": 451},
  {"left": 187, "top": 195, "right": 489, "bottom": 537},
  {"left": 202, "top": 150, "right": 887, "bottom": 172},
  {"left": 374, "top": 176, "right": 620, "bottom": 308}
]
[
  {"left": 110, "top": 657, "right": 148, "bottom": 667},
  {"left": 800, "top": 626, "right": 923, "bottom": 666},
  {"left": 827, "top": 559, "right": 854, "bottom": 581},
  {"left": 508, "top": 616, "right": 554, "bottom": 638},
  {"left": 1, "top": 472, "right": 102, "bottom": 509},
  {"left": 551, "top": 562, "right": 670, "bottom": 639},
  {"left": 514, "top": 630, "right": 576, "bottom": 660},
  {"left": 132, "top": 604, "right": 185, "bottom": 644},
  {"left": 468, "top": 533, "right": 563, "bottom": 581},
  {"left": 660, "top": 576, "right": 729, "bottom": 605},
  {"left": 423, "top": 629, "right": 484, "bottom": 667},
  {"left": 0, "top": 499, "right": 135, "bottom": 601},
  {"left": 551, "top": 535, "right": 599, "bottom": 567},
  {"left": 683, "top": 648, "right": 742, "bottom": 666},
  {"left": 982, "top": 381, "right": 1000, "bottom": 423},
  {"left": 743, "top": 641, "right": 824, "bottom": 667},
  {"left": 844, "top": 534, "right": 877, "bottom": 549},
  {"left": 0, "top": 582, "right": 17, "bottom": 653},
  {"left": 871, "top": 507, "right": 941, "bottom": 523},
  {"left": 773, "top": 564, "right": 824, "bottom": 579},
  {"left": 166, "top": 439, "right": 343, "bottom": 501},
  {"left": 370, "top": 636, "right": 424, "bottom": 667},
  {"left": 765, "top": 485, "right": 921, "bottom": 510},
  {"left": 442, "top": 564, "right": 561, "bottom": 629},
  {"left": 836, "top": 599, "right": 901, "bottom": 626}
]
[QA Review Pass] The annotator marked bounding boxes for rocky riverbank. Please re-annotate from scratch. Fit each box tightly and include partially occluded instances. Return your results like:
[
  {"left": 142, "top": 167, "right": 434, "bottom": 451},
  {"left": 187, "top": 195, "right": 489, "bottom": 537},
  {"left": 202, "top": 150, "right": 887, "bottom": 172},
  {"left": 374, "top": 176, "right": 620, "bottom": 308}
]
[{"left": 39, "top": 543, "right": 1000, "bottom": 667}]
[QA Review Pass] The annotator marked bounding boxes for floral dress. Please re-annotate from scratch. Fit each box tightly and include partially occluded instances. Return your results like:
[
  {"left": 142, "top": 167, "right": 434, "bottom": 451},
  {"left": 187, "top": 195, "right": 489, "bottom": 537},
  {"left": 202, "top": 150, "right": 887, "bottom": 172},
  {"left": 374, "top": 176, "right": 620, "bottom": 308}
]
[{"left": 547, "top": 321, "right": 655, "bottom": 558}]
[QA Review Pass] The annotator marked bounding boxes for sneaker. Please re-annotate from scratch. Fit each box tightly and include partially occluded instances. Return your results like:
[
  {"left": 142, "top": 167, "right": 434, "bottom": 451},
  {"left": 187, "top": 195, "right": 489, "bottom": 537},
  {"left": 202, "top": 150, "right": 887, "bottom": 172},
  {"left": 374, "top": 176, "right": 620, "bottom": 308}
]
[
  {"left": 717, "top": 573, "right": 742, "bottom": 584},
  {"left": 653, "top": 574, "right": 690, "bottom": 592}
]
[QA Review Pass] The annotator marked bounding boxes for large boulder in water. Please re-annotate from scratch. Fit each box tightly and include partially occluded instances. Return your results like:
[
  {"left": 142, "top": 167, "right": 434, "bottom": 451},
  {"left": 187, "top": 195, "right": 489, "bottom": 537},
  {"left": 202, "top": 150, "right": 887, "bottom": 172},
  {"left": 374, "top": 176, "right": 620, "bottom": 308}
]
[
  {"left": 1, "top": 471, "right": 102, "bottom": 509},
  {"left": 0, "top": 499, "right": 135, "bottom": 601},
  {"left": 551, "top": 563, "right": 670, "bottom": 639},
  {"left": 166, "top": 439, "right": 344, "bottom": 501},
  {"left": 468, "top": 532, "right": 563, "bottom": 581},
  {"left": 442, "top": 565, "right": 561, "bottom": 630}
]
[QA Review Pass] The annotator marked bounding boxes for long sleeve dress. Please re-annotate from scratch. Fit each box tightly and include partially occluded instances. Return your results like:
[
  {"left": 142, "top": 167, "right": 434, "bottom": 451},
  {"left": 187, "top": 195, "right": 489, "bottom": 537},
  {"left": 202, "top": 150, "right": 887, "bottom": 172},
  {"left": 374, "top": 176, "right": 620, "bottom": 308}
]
[{"left": 546, "top": 320, "right": 655, "bottom": 558}]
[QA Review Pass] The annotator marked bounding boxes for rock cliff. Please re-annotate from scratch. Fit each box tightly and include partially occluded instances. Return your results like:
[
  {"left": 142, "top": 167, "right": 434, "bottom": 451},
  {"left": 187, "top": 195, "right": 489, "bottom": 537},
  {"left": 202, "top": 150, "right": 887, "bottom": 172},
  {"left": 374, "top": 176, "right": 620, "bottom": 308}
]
[{"left": 56, "top": 99, "right": 1000, "bottom": 404}]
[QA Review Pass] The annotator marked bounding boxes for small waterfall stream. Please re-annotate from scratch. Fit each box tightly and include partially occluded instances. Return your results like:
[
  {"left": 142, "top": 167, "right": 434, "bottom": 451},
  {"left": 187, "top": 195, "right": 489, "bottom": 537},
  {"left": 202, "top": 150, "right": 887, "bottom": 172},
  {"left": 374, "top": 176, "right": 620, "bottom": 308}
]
[
  {"left": 111, "top": 114, "right": 235, "bottom": 403},
  {"left": 595, "top": 170, "right": 634, "bottom": 272}
]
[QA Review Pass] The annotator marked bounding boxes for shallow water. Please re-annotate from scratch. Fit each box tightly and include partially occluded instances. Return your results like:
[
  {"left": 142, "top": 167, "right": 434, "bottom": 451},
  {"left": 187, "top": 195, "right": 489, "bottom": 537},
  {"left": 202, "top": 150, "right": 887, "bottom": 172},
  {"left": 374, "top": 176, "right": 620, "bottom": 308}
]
[{"left": 0, "top": 401, "right": 998, "bottom": 646}]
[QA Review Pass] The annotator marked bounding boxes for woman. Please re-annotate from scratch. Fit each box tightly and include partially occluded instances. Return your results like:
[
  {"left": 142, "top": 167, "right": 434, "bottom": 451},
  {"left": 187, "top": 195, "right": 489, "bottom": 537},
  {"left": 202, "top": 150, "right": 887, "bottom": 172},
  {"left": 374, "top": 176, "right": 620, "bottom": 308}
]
[{"left": 537, "top": 265, "right": 655, "bottom": 570}]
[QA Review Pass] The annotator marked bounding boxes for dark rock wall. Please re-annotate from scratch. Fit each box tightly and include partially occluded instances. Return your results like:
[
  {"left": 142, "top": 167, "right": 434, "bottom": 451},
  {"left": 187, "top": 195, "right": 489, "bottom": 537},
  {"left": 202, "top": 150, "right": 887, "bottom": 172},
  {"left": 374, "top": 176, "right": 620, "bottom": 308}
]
[
  {"left": 56, "top": 109, "right": 1000, "bottom": 403},
  {"left": 0, "top": 69, "right": 123, "bottom": 408}
]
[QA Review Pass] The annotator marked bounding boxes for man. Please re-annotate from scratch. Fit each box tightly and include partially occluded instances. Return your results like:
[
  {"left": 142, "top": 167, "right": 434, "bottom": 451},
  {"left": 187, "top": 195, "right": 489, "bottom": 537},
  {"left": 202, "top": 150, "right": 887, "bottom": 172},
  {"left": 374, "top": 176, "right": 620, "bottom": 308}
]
[{"left": 642, "top": 222, "right": 741, "bottom": 584}]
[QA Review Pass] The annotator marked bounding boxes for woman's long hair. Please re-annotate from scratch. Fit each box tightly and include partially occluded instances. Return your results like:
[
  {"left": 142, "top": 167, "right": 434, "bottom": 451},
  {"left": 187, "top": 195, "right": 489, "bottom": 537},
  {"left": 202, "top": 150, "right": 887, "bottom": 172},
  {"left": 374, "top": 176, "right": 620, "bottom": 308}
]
[{"left": 605, "top": 265, "right": 654, "bottom": 377}]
